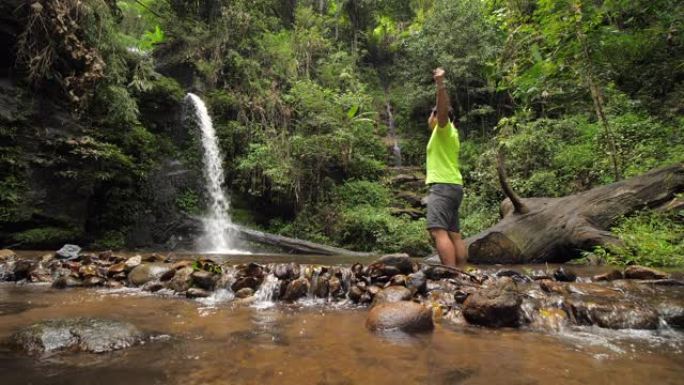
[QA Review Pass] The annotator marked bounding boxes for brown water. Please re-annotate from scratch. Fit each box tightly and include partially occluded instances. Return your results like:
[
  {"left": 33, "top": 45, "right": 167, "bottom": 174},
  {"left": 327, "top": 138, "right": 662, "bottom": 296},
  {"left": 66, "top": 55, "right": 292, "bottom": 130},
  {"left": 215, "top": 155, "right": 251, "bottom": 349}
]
[{"left": 1, "top": 254, "right": 683, "bottom": 385}]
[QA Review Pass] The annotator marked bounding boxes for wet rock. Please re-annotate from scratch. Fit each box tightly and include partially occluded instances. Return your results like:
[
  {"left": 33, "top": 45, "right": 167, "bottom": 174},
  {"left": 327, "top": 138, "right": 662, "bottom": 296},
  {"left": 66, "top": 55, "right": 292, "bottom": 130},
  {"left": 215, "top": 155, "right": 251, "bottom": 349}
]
[
  {"left": 564, "top": 299, "right": 659, "bottom": 329},
  {"left": 348, "top": 285, "right": 364, "bottom": 302},
  {"left": 328, "top": 276, "right": 343, "bottom": 297},
  {"left": 171, "top": 260, "right": 193, "bottom": 270},
  {"left": 406, "top": 271, "right": 427, "bottom": 294},
  {"left": 82, "top": 276, "right": 105, "bottom": 287},
  {"left": 313, "top": 275, "right": 329, "bottom": 298},
  {"left": 105, "top": 280, "right": 124, "bottom": 289},
  {"left": 531, "top": 308, "right": 569, "bottom": 331},
  {"left": 427, "top": 290, "right": 456, "bottom": 309},
  {"left": 231, "top": 276, "right": 262, "bottom": 292},
  {"left": 186, "top": 287, "right": 211, "bottom": 298},
  {"left": 454, "top": 287, "right": 477, "bottom": 304},
  {"left": 56, "top": 244, "right": 81, "bottom": 260},
  {"left": 657, "top": 303, "right": 684, "bottom": 328},
  {"left": 142, "top": 280, "right": 165, "bottom": 292},
  {"left": 387, "top": 274, "right": 407, "bottom": 287},
  {"left": 11, "top": 318, "right": 143, "bottom": 355},
  {"left": 372, "top": 254, "right": 414, "bottom": 275},
  {"left": 191, "top": 270, "right": 217, "bottom": 290},
  {"left": 0, "top": 249, "right": 15, "bottom": 261},
  {"left": 78, "top": 264, "right": 98, "bottom": 277},
  {"left": 373, "top": 286, "right": 413, "bottom": 305},
  {"left": 495, "top": 269, "right": 531, "bottom": 283},
  {"left": 624, "top": 266, "right": 669, "bottom": 280},
  {"left": 366, "top": 302, "right": 434, "bottom": 332},
  {"left": 29, "top": 266, "right": 52, "bottom": 283},
  {"left": 463, "top": 285, "right": 523, "bottom": 328},
  {"left": 274, "top": 263, "right": 300, "bottom": 280},
  {"left": 128, "top": 263, "right": 173, "bottom": 286},
  {"left": 12, "top": 259, "right": 35, "bottom": 281},
  {"left": 282, "top": 277, "right": 310, "bottom": 302},
  {"left": 241, "top": 263, "right": 265, "bottom": 278},
  {"left": 125, "top": 255, "right": 142, "bottom": 269},
  {"left": 553, "top": 267, "right": 577, "bottom": 282},
  {"left": 592, "top": 270, "right": 623, "bottom": 282},
  {"left": 168, "top": 267, "right": 194, "bottom": 293},
  {"left": 107, "top": 263, "right": 126, "bottom": 276},
  {"left": 423, "top": 265, "right": 457, "bottom": 280},
  {"left": 539, "top": 280, "right": 622, "bottom": 298},
  {"left": 235, "top": 287, "right": 254, "bottom": 298},
  {"left": 52, "top": 276, "right": 83, "bottom": 289},
  {"left": 351, "top": 263, "right": 364, "bottom": 276}
]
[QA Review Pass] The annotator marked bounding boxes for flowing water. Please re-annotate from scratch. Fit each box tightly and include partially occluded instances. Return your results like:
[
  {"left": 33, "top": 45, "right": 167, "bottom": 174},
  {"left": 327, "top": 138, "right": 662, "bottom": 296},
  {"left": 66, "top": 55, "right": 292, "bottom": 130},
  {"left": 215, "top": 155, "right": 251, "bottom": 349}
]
[
  {"left": 0, "top": 253, "right": 683, "bottom": 385},
  {"left": 185, "top": 93, "right": 242, "bottom": 253}
]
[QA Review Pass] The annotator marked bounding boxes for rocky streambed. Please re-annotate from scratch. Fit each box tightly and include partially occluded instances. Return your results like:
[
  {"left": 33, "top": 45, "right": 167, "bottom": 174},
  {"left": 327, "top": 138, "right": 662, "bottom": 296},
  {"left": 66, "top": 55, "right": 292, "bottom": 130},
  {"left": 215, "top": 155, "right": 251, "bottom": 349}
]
[
  {"left": 0, "top": 247, "right": 683, "bottom": 384},
  {"left": 1, "top": 247, "right": 683, "bottom": 333}
]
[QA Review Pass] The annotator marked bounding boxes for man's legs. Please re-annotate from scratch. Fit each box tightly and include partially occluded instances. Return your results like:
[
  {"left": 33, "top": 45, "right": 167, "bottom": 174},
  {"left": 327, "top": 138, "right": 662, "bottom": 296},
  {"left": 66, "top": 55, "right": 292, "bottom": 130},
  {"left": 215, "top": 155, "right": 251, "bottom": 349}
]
[
  {"left": 449, "top": 231, "right": 467, "bottom": 266},
  {"left": 430, "top": 228, "right": 456, "bottom": 267}
]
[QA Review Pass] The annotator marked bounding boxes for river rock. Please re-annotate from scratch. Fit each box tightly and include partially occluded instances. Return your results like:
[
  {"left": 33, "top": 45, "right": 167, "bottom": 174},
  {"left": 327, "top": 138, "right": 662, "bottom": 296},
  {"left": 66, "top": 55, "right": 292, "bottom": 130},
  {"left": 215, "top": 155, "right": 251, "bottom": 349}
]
[
  {"left": 191, "top": 270, "right": 217, "bottom": 290},
  {"left": 624, "top": 266, "right": 669, "bottom": 280},
  {"left": 128, "top": 263, "right": 173, "bottom": 286},
  {"left": 12, "top": 259, "right": 35, "bottom": 281},
  {"left": 125, "top": 255, "right": 142, "bottom": 269},
  {"left": 108, "top": 263, "right": 126, "bottom": 276},
  {"left": 11, "top": 318, "right": 144, "bottom": 355},
  {"left": 463, "top": 285, "right": 523, "bottom": 327},
  {"left": 186, "top": 287, "right": 211, "bottom": 298},
  {"left": 82, "top": 276, "right": 105, "bottom": 287},
  {"left": 328, "top": 276, "right": 343, "bottom": 297},
  {"left": 657, "top": 303, "right": 684, "bottom": 328},
  {"left": 231, "top": 276, "right": 261, "bottom": 292},
  {"left": 235, "top": 287, "right": 254, "bottom": 298},
  {"left": 553, "top": 267, "right": 577, "bottom": 282},
  {"left": 168, "top": 267, "right": 194, "bottom": 292},
  {"left": 348, "top": 285, "right": 364, "bottom": 302},
  {"left": 274, "top": 263, "right": 300, "bottom": 280},
  {"left": 314, "top": 276, "right": 329, "bottom": 298},
  {"left": 0, "top": 249, "right": 15, "bottom": 261},
  {"left": 282, "top": 277, "right": 310, "bottom": 301},
  {"left": 373, "top": 286, "right": 413, "bottom": 305},
  {"left": 373, "top": 254, "right": 414, "bottom": 275},
  {"left": 56, "top": 244, "right": 81, "bottom": 260},
  {"left": 592, "top": 270, "right": 623, "bottom": 282},
  {"left": 563, "top": 298, "right": 659, "bottom": 329},
  {"left": 52, "top": 276, "right": 83, "bottom": 289},
  {"left": 366, "top": 301, "right": 434, "bottom": 332}
]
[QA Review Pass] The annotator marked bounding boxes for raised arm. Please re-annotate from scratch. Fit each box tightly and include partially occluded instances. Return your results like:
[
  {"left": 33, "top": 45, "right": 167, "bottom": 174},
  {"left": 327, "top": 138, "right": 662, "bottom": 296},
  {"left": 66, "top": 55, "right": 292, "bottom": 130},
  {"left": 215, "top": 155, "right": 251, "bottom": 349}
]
[{"left": 434, "top": 68, "right": 449, "bottom": 128}]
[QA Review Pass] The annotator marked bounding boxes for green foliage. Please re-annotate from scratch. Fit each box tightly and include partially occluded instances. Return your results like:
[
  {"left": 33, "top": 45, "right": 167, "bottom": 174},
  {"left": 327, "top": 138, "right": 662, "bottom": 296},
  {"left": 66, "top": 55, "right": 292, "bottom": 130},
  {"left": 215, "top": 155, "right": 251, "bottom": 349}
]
[
  {"left": 335, "top": 180, "right": 391, "bottom": 208},
  {"left": 176, "top": 189, "right": 201, "bottom": 215},
  {"left": 589, "top": 211, "right": 684, "bottom": 268},
  {"left": 14, "top": 227, "right": 81, "bottom": 247},
  {"left": 95, "top": 230, "right": 126, "bottom": 250}
]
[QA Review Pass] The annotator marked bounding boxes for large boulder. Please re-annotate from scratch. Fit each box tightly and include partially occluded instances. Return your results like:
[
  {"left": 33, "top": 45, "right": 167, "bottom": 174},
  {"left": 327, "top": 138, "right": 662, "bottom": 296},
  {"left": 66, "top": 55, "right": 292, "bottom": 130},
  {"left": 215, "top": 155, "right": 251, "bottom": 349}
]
[
  {"left": 366, "top": 301, "right": 434, "bottom": 332},
  {"left": 128, "top": 263, "right": 172, "bottom": 286},
  {"left": 10, "top": 318, "right": 144, "bottom": 355},
  {"left": 462, "top": 286, "right": 523, "bottom": 327}
]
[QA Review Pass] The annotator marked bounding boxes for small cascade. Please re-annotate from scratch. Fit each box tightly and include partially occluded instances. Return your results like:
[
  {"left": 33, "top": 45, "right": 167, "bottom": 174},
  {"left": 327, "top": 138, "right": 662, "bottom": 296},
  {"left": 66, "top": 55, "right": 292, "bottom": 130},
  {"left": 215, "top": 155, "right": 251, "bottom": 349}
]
[
  {"left": 252, "top": 274, "right": 280, "bottom": 309},
  {"left": 185, "top": 93, "right": 244, "bottom": 253},
  {"left": 386, "top": 101, "right": 401, "bottom": 167}
]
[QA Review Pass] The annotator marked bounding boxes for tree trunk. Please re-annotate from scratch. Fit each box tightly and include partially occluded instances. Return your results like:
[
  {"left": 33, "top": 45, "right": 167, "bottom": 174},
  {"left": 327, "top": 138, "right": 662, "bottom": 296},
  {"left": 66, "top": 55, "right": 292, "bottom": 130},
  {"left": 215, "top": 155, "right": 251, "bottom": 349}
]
[
  {"left": 232, "top": 225, "right": 374, "bottom": 257},
  {"left": 466, "top": 163, "right": 684, "bottom": 264}
]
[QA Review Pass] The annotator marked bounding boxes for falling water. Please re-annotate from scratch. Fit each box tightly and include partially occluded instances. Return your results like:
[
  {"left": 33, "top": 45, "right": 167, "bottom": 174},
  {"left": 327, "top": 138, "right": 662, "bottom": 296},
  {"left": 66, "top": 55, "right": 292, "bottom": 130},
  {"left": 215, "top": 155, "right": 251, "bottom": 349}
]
[{"left": 185, "top": 93, "right": 240, "bottom": 253}]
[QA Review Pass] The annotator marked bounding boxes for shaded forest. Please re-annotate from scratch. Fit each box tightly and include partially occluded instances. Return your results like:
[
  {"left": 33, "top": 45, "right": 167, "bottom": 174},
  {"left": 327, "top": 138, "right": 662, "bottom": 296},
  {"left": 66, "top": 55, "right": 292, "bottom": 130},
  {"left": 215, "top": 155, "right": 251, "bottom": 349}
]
[{"left": 0, "top": 0, "right": 682, "bottom": 265}]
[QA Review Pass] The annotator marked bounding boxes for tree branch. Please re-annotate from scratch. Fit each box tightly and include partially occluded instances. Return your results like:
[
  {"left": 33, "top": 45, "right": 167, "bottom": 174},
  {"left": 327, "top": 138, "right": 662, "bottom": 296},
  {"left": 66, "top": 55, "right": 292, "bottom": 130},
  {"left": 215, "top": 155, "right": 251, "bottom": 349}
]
[{"left": 496, "top": 148, "right": 529, "bottom": 214}]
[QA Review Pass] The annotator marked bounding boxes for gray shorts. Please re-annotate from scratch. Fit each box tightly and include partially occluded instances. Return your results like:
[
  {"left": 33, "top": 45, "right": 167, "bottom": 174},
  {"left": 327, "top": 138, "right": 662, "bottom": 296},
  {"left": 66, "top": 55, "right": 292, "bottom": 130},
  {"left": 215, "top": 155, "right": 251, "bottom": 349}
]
[{"left": 426, "top": 183, "right": 464, "bottom": 233}]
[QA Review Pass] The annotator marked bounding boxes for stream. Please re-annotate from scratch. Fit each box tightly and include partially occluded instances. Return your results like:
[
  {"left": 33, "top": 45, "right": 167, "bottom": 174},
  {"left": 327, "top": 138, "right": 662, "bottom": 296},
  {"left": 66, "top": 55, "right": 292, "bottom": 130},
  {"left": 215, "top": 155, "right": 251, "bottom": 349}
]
[{"left": 0, "top": 251, "right": 682, "bottom": 385}]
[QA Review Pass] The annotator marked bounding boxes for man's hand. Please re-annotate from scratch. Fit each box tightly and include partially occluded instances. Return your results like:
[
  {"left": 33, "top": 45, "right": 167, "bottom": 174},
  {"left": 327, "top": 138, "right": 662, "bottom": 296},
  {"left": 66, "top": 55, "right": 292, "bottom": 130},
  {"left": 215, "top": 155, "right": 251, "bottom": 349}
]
[{"left": 433, "top": 67, "right": 446, "bottom": 84}]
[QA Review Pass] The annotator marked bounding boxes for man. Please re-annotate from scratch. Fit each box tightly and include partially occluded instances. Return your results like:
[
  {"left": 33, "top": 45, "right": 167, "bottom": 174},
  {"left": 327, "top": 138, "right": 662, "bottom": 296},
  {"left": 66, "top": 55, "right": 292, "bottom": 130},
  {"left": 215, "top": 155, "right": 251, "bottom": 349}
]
[{"left": 426, "top": 67, "right": 466, "bottom": 267}]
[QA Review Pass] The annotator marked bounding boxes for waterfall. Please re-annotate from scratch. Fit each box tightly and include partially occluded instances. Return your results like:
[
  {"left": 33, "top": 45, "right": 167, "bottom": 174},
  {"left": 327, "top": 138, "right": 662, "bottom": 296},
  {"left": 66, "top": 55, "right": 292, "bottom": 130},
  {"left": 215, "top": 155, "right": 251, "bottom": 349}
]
[
  {"left": 386, "top": 101, "right": 401, "bottom": 167},
  {"left": 185, "top": 93, "right": 241, "bottom": 253}
]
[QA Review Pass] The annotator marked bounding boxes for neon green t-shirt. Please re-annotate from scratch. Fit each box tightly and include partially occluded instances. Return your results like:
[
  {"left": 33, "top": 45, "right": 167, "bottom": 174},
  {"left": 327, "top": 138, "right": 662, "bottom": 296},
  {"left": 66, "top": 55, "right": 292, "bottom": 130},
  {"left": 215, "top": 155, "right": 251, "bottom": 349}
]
[{"left": 426, "top": 121, "right": 463, "bottom": 185}]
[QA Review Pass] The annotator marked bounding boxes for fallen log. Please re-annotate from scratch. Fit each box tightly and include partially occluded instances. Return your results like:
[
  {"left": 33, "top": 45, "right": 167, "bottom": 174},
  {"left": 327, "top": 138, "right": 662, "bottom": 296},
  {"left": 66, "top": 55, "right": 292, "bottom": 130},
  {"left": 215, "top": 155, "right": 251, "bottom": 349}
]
[
  {"left": 466, "top": 161, "right": 684, "bottom": 264},
  {"left": 231, "top": 225, "right": 375, "bottom": 257}
]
